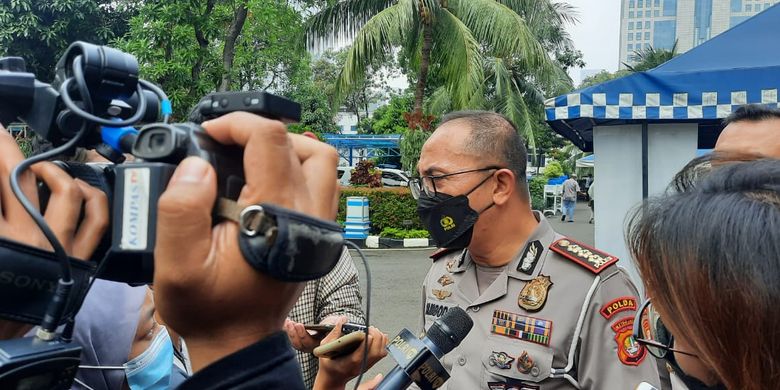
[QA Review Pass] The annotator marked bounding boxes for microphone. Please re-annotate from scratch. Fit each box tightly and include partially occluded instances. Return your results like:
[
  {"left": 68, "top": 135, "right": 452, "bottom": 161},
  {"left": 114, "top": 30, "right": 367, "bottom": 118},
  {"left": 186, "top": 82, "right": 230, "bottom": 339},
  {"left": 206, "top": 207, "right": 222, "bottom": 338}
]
[{"left": 376, "top": 306, "right": 473, "bottom": 390}]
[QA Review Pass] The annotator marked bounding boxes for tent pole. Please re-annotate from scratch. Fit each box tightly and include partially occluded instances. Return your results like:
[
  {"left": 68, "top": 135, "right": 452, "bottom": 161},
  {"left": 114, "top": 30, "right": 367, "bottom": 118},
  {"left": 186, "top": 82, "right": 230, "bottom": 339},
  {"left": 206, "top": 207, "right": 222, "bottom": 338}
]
[{"left": 642, "top": 123, "right": 648, "bottom": 199}]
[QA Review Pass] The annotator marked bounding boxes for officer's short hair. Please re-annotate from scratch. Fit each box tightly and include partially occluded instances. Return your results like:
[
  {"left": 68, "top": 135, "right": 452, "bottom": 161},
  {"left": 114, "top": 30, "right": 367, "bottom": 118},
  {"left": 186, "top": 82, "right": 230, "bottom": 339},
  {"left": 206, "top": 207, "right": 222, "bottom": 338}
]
[
  {"left": 439, "top": 110, "right": 529, "bottom": 199},
  {"left": 723, "top": 104, "right": 780, "bottom": 126}
]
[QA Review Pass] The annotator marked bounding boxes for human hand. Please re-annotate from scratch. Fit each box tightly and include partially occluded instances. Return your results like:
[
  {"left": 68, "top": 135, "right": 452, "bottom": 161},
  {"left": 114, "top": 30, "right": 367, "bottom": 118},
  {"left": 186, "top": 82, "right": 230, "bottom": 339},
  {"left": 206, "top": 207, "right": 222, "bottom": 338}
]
[
  {"left": 0, "top": 126, "right": 109, "bottom": 338},
  {"left": 313, "top": 318, "right": 388, "bottom": 390},
  {"left": 153, "top": 112, "right": 340, "bottom": 371},
  {"left": 284, "top": 316, "right": 344, "bottom": 353}
]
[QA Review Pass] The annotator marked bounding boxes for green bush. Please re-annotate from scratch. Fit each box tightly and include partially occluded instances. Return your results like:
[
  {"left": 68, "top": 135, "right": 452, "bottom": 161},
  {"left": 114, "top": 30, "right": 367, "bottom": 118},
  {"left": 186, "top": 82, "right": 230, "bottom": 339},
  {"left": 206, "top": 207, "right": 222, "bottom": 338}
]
[
  {"left": 529, "top": 176, "right": 548, "bottom": 211},
  {"left": 339, "top": 187, "right": 423, "bottom": 234},
  {"left": 379, "top": 227, "right": 429, "bottom": 239},
  {"left": 543, "top": 161, "right": 564, "bottom": 179}
]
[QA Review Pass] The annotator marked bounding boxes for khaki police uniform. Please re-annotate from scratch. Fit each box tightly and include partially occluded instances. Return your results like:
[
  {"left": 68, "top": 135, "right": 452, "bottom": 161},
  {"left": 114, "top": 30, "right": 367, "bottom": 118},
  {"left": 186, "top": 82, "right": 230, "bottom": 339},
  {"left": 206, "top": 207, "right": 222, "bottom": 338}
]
[{"left": 419, "top": 212, "right": 661, "bottom": 390}]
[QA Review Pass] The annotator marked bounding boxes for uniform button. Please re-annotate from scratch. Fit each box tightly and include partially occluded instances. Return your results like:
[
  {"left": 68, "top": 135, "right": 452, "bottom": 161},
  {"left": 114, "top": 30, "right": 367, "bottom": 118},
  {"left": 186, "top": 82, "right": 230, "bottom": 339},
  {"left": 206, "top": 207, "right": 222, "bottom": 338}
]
[
  {"left": 458, "top": 356, "right": 466, "bottom": 366},
  {"left": 531, "top": 366, "right": 540, "bottom": 377}
]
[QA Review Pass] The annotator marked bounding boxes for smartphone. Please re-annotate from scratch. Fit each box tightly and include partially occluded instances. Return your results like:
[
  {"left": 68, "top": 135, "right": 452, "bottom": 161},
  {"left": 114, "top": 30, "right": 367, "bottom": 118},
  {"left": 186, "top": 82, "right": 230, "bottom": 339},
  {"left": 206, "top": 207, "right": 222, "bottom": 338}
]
[
  {"left": 313, "top": 332, "right": 366, "bottom": 358},
  {"left": 304, "top": 322, "right": 367, "bottom": 338}
]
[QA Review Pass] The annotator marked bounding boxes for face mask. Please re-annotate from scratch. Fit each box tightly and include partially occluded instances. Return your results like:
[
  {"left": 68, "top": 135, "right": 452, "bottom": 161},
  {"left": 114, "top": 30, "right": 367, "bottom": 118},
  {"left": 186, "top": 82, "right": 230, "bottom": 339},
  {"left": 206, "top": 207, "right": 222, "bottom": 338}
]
[
  {"left": 123, "top": 326, "right": 175, "bottom": 390},
  {"left": 667, "top": 351, "right": 726, "bottom": 390},
  {"left": 417, "top": 174, "right": 494, "bottom": 249}
]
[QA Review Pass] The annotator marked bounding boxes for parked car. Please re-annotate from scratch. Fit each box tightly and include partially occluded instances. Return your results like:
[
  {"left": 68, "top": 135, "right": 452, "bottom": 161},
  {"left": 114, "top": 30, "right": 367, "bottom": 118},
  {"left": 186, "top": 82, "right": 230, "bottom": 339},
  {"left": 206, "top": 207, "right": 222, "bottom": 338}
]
[{"left": 336, "top": 166, "right": 410, "bottom": 187}]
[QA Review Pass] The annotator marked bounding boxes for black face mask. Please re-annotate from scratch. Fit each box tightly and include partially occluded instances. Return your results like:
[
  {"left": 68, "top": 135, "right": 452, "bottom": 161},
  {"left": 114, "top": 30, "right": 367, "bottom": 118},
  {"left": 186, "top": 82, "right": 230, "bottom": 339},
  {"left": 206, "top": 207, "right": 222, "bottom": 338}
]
[
  {"left": 666, "top": 350, "right": 726, "bottom": 390},
  {"left": 416, "top": 175, "right": 494, "bottom": 249}
]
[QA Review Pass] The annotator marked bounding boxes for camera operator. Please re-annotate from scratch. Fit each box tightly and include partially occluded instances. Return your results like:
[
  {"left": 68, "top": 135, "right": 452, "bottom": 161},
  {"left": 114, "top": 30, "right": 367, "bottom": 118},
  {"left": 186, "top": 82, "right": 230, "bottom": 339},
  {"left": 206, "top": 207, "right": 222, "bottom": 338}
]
[{"left": 0, "top": 125, "right": 109, "bottom": 340}]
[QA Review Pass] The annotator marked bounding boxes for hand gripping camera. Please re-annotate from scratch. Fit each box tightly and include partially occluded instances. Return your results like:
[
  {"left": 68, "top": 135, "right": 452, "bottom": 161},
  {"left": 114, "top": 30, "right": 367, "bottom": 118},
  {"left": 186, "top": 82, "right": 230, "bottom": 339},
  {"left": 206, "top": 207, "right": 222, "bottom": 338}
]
[{"left": 0, "top": 42, "right": 345, "bottom": 389}]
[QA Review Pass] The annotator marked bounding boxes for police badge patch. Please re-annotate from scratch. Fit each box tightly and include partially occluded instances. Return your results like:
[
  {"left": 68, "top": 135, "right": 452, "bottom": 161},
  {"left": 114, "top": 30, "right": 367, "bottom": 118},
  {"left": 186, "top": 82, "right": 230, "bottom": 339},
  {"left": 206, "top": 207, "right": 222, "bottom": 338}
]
[
  {"left": 518, "top": 275, "right": 553, "bottom": 312},
  {"left": 517, "top": 240, "right": 544, "bottom": 275},
  {"left": 611, "top": 316, "right": 647, "bottom": 366},
  {"left": 488, "top": 351, "right": 515, "bottom": 369}
]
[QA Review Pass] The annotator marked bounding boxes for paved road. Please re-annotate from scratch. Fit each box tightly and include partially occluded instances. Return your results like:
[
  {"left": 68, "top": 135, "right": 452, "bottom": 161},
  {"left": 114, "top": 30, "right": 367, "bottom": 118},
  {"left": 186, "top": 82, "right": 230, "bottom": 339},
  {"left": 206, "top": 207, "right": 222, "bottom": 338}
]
[{"left": 345, "top": 203, "right": 595, "bottom": 385}]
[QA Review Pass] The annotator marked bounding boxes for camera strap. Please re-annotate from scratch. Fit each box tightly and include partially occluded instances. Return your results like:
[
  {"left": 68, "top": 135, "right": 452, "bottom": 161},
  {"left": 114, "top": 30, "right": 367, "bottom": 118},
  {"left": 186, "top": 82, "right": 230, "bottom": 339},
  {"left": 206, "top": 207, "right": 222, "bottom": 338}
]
[
  {"left": 216, "top": 199, "right": 344, "bottom": 282},
  {"left": 0, "top": 237, "right": 94, "bottom": 325}
]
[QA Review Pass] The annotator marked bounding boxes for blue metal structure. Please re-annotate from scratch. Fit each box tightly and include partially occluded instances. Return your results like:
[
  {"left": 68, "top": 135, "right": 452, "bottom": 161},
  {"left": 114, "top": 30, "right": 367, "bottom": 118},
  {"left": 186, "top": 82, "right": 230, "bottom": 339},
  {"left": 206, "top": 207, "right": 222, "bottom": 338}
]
[
  {"left": 545, "top": 4, "right": 780, "bottom": 152},
  {"left": 322, "top": 133, "right": 401, "bottom": 164}
]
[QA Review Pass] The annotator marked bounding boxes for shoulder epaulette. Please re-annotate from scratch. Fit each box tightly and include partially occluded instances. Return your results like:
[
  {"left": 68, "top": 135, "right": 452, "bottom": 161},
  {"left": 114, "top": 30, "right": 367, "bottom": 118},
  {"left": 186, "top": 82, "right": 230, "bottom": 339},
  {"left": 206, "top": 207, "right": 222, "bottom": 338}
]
[
  {"left": 429, "top": 247, "right": 459, "bottom": 261},
  {"left": 549, "top": 238, "right": 618, "bottom": 274}
]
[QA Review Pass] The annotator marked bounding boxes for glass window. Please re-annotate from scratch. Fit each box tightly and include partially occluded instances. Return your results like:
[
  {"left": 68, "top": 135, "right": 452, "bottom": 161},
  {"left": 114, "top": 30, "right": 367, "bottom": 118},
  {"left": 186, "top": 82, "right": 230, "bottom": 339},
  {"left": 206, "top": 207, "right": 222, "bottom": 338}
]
[
  {"left": 629, "top": 21, "right": 634, "bottom": 29},
  {"left": 646, "top": 0, "right": 652, "bottom": 7},
  {"left": 746, "top": 4, "right": 752, "bottom": 11},
  {"left": 628, "top": 34, "right": 634, "bottom": 41},
  {"left": 645, "top": 43, "right": 651, "bottom": 49},
  {"left": 645, "top": 31, "right": 651, "bottom": 40},
  {"left": 630, "top": 0, "right": 635, "bottom": 7},
  {"left": 645, "top": 21, "right": 651, "bottom": 28},
  {"left": 756, "top": 4, "right": 762, "bottom": 11},
  {"left": 731, "top": 0, "right": 743, "bottom": 12},
  {"left": 663, "top": 0, "right": 677, "bottom": 16},
  {"left": 638, "top": 0, "right": 643, "bottom": 7},
  {"left": 629, "top": 11, "right": 635, "bottom": 17},
  {"left": 655, "top": 10, "right": 660, "bottom": 16},
  {"left": 655, "top": 0, "right": 661, "bottom": 6},
  {"left": 653, "top": 20, "right": 676, "bottom": 49},
  {"left": 628, "top": 44, "right": 634, "bottom": 51},
  {"left": 766, "top": 3, "right": 771, "bottom": 10},
  {"left": 636, "top": 32, "right": 642, "bottom": 39},
  {"left": 646, "top": 10, "right": 651, "bottom": 16}
]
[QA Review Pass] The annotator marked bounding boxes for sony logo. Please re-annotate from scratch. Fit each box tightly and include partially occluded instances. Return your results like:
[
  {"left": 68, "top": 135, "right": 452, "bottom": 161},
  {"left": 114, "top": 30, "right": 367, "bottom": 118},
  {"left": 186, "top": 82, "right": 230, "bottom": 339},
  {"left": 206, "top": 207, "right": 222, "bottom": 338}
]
[{"left": 0, "top": 271, "right": 56, "bottom": 293}]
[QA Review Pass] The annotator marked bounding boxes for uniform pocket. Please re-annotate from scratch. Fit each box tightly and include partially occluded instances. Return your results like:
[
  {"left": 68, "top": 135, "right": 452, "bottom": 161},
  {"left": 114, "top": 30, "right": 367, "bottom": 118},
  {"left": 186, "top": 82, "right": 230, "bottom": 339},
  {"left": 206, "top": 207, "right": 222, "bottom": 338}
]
[{"left": 481, "top": 337, "right": 554, "bottom": 384}]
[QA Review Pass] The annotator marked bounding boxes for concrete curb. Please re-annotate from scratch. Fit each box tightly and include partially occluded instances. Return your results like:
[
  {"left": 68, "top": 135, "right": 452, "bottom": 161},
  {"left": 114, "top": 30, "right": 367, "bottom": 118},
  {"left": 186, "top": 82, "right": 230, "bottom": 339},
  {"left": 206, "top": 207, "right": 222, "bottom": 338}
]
[{"left": 347, "top": 236, "right": 435, "bottom": 249}]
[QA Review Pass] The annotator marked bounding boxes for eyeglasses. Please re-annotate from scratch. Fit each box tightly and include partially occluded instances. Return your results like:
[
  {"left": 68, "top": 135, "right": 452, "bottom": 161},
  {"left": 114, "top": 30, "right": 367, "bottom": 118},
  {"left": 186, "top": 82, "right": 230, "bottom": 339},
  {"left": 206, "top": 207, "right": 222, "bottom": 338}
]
[
  {"left": 632, "top": 299, "right": 698, "bottom": 359},
  {"left": 409, "top": 166, "right": 502, "bottom": 200}
]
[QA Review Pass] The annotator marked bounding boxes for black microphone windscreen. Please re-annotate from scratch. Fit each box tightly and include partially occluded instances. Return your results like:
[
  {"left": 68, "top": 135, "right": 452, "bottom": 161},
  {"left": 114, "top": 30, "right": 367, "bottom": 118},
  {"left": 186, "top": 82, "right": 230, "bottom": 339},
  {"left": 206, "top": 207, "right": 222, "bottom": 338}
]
[{"left": 426, "top": 306, "right": 473, "bottom": 355}]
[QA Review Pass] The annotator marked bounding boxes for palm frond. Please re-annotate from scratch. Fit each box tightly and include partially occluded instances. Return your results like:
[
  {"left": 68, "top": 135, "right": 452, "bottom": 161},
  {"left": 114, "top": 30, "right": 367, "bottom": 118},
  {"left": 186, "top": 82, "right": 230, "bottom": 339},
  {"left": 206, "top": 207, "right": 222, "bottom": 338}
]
[
  {"left": 490, "top": 57, "right": 535, "bottom": 149},
  {"left": 306, "top": 0, "right": 395, "bottom": 47},
  {"left": 432, "top": 7, "right": 484, "bottom": 109},
  {"left": 447, "top": 0, "right": 547, "bottom": 67},
  {"left": 334, "top": 0, "right": 415, "bottom": 102},
  {"left": 425, "top": 86, "right": 453, "bottom": 115}
]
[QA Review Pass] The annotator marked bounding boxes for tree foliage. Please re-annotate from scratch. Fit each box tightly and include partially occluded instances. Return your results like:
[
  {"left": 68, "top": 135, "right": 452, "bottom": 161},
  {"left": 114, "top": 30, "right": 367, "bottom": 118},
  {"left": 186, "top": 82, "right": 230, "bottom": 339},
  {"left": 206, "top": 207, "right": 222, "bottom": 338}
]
[
  {"left": 579, "top": 69, "right": 631, "bottom": 89},
  {"left": 360, "top": 93, "right": 414, "bottom": 134},
  {"left": 624, "top": 41, "right": 678, "bottom": 72},
  {"left": 117, "top": 0, "right": 310, "bottom": 118},
  {"left": 0, "top": 0, "right": 139, "bottom": 80},
  {"left": 400, "top": 128, "right": 430, "bottom": 172}
]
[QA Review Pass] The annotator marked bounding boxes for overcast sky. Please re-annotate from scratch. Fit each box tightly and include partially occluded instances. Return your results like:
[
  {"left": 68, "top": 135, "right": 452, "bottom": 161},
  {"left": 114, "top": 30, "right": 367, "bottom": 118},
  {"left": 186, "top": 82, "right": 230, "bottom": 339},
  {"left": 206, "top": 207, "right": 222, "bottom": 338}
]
[{"left": 564, "top": 0, "right": 622, "bottom": 85}]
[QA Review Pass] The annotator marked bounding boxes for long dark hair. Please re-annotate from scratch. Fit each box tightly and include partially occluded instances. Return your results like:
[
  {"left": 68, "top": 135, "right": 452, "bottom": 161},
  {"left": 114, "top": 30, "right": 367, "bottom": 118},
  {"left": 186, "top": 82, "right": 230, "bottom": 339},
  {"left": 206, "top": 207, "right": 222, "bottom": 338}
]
[{"left": 628, "top": 159, "right": 780, "bottom": 390}]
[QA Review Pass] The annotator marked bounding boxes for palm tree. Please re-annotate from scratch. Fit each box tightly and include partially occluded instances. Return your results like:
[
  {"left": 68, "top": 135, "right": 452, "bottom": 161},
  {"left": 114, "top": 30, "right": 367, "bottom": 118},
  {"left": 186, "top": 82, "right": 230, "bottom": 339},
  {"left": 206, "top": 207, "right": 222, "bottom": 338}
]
[
  {"left": 307, "top": 0, "right": 555, "bottom": 117},
  {"left": 623, "top": 41, "right": 678, "bottom": 72}
]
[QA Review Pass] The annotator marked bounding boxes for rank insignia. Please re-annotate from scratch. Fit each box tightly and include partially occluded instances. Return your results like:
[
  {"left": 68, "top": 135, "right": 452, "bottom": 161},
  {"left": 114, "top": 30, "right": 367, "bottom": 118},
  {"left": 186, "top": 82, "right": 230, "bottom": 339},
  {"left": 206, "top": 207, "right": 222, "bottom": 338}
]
[
  {"left": 600, "top": 296, "right": 638, "bottom": 320},
  {"left": 431, "top": 289, "right": 452, "bottom": 300},
  {"left": 491, "top": 310, "right": 552, "bottom": 346},
  {"left": 516, "top": 351, "right": 535, "bottom": 374},
  {"left": 516, "top": 240, "right": 543, "bottom": 275},
  {"left": 437, "top": 274, "right": 454, "bottom": 287},
  {"left": 550, "top": 238, "right": 618, "bottom": 274},
  {"left": 518, "top": 275, "right": 553, "bottom": 312},
  {"left": 446, "top": 259, "right": 457, "bottom": 272},
  {"left": 611, "top": 316, "right": 647, "bottom": 366},
  {"left": 488, "top": 351, "right": 515, "bottom": 369}
]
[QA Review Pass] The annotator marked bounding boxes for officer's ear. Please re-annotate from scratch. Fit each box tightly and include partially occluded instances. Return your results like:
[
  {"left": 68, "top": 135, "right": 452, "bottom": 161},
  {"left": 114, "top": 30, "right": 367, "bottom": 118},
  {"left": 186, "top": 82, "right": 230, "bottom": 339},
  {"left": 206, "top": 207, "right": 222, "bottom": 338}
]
[{"left": 492, "top": 169, "right": 516, "bottom": 206}]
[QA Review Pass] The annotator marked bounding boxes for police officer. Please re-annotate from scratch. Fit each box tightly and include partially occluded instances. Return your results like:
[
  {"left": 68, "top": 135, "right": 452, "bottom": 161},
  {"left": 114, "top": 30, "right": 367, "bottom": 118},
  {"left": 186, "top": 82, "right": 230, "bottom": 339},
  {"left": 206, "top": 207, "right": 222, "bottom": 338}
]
[{"left": 411, "top": 111, "right": 661, "bottom": 390}]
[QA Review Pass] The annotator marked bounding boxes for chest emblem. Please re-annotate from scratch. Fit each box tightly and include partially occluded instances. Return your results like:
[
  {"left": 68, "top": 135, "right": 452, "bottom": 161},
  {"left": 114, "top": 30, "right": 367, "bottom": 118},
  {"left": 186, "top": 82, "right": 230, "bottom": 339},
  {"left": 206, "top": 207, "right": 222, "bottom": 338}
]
[
  {"left": 437, "top": 274, "right": 454, "bottom": 287},
  {"left": 488, "top": 351, "right": 515, "bottom": 369},
  {"left": 431, "top": 289, "right": 452, "bottom": 300},
  {"left": 516, "top": 351, "right": 537, "bottom": 375},
  {"left": 517, "top": 240, "right": 543, "bottom": 275},
  {"left": 518, "top": 275, "right": 553, "bottom": 312}
]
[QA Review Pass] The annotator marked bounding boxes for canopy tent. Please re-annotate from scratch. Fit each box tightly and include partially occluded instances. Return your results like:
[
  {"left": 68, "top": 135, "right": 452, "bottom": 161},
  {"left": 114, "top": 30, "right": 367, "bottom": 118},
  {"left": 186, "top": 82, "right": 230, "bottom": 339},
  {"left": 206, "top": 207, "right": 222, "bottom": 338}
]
[
  {"left": 545, "top": 3, "right": 780, "bottom": 152},
  {"left": 575, "top": 149, "right": 712, "bottom": 169},
  {"left": 322, "top": 134, "right": 401, "bottom": 166},
  {"left": 543, "top": 6, "right": 780, "bottom": 285}
]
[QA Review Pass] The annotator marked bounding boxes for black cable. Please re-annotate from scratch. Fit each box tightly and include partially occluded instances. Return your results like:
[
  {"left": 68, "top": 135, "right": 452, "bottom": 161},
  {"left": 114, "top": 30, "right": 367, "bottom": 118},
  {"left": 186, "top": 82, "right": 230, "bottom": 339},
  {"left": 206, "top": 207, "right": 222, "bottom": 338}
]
[
  {"left": 72, "top": 55, "right": 93, "bottom": 113},
  {"left": 60, "top": 78, "right": 147, "bottom": 128},
  {"left": 344, "top": 241, "right": 371, "bottom": 390},
  {"left": 138, "top": 79, "right": 171, "bottom": 123}
]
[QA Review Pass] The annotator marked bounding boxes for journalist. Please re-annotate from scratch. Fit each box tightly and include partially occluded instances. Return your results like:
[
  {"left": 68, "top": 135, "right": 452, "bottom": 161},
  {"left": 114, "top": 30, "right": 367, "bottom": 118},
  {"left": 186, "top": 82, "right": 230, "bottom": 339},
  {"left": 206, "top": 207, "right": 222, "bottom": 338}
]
[{"left": 628, "top": 159, "right": 780, "bottom": 390}]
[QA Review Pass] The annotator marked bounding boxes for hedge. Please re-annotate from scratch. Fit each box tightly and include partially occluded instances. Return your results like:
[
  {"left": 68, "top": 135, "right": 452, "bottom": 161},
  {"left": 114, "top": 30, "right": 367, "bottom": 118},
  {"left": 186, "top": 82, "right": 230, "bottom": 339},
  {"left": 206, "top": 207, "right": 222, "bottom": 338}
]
[{"left": 338, "top": 187, "right": 423, "bottom": 233}]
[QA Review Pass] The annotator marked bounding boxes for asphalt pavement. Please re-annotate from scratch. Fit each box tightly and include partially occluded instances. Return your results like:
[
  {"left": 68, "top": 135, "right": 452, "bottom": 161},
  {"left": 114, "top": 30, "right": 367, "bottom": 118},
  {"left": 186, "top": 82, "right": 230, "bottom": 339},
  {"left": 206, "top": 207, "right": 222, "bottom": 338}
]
[{"left": 345, "top": 202, "right": 594, "bottom": 385}]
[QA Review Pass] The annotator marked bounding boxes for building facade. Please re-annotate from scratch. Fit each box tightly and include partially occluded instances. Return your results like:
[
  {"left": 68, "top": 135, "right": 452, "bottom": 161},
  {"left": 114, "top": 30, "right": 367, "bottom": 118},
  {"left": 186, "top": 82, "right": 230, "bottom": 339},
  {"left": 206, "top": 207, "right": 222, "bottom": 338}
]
[{"left": 619, "top": 0, "right": 779, "bottom": 67}]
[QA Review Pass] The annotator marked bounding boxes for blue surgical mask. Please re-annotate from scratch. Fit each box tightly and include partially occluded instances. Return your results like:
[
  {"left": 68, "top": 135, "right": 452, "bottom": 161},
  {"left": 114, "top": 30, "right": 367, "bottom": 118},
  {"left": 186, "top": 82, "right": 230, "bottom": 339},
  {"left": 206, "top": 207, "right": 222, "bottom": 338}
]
[{"left": 123, "top": 326, "right": 175, "bottom": 390}]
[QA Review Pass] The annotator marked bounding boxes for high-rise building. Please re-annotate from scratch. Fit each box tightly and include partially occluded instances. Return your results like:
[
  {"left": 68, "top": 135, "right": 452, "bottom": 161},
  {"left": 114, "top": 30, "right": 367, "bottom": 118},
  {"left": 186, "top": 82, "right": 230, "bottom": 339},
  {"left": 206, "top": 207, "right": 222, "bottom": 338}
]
[{"left": 618, "top": 0, "right": 779, "bottom": 67}]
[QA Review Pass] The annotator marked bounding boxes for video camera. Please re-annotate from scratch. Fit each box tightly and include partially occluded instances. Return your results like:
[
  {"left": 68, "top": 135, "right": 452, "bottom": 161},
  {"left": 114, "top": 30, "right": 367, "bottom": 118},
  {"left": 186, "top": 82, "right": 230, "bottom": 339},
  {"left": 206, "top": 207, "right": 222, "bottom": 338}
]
[{"left": 0, "top": 42, "right": 308, "bottom": 389}]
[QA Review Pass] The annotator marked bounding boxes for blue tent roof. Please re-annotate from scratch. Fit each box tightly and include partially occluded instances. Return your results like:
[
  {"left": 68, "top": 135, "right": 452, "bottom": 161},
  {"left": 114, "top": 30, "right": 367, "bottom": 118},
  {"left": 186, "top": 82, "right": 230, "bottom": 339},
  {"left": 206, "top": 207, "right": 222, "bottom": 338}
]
[{"left": 545, "top": 4, "right": 780, "bottom": 152}]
